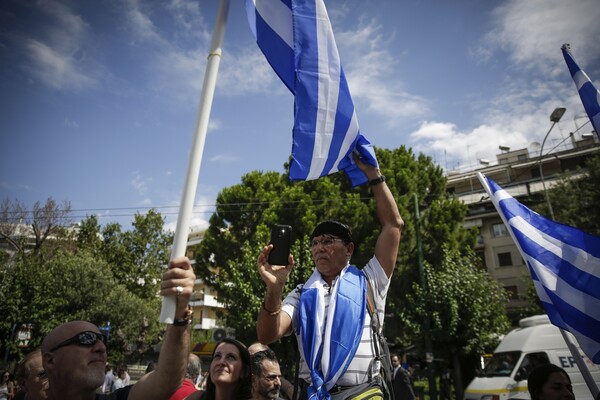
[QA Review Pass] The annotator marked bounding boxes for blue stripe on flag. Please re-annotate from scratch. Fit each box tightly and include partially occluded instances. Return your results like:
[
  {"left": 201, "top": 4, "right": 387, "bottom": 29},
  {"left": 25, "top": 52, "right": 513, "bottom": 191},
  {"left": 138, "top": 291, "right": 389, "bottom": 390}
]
[
  {"left": 247, "top": 0, "right": 378, "bottom": 186},
  {"left": 561, "top": 44, "right": 600, "bottom": 139},
  {"left": 481, "top": 174, "right": 600, "bottom": 363}
]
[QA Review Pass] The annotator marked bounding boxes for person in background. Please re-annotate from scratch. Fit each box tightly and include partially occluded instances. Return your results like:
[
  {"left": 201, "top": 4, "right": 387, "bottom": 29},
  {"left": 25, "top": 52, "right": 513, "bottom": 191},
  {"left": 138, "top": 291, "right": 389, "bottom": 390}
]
[
  {"left": 119, "top": 365, "right": 130, "bottom": 386},
  {"left": 391, "top": 354, "right": 415, "bottom": 400},
  {"left": 247, "top": 343, "right": 292, "bottom": 400},
  {"left": 40, "top": 256, "right": 195, "bottom": 400},
  {"left": 168, "top": 353, "right": 200, "bottom": 400},
  {"left": 186, "top": 338, "right": 252, "bottom": 400},
  {"left": 247, "top": 343, "right": 269, "bottom": 356},
  {"left": 103, "top": 364, "right": 115, "bottom": 394},
  {"left": 0, "top": 370, "right": 15, "bottom": 400},
  {"left": 527, "top": 364, "right": 574, "bottom": 400},
  {"left": 112, "top": 369, "right": 126, "bottom": 391},
  {"left": 250, "top": 349, "right": 283, "bottom": 400},
  {"left": 14, "top": 350, "right": 48, "bottom": 400}
]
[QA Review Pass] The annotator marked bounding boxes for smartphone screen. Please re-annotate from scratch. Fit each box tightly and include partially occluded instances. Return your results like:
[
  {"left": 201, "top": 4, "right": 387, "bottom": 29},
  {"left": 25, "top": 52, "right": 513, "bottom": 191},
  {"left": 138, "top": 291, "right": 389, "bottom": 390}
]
[{"left": 268, "top": 224, "right": 292, "bottom": 266}]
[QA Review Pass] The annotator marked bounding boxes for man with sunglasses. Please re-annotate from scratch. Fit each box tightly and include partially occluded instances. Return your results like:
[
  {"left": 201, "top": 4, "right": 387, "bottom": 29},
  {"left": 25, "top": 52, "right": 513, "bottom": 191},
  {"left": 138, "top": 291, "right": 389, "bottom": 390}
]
[
  {"left": 40, "top": 256, "right": 195, "bottom": 400},
  {"left": 256, "top": 156, "right": 403, "bottom": 398}
]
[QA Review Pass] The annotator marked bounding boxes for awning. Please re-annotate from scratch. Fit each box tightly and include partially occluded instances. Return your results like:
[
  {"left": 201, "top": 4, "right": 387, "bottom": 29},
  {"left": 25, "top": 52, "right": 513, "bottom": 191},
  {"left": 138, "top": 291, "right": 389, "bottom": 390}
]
[{"left": 192, "top": 342, "right": 217, "bottom": 356}]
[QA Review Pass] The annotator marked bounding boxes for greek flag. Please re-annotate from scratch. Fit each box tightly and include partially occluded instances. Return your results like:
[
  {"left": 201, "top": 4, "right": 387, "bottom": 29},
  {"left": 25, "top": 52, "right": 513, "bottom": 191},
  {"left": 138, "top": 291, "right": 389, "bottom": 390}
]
[
  {"left": 477, "top": 173, "right": 600, "bottom": 363},
  {"left": 246, "top": 0, "right": 378, "bottom": 186},
  {"left": 561, "top": 43, "right": 600, "bottom": 139}
]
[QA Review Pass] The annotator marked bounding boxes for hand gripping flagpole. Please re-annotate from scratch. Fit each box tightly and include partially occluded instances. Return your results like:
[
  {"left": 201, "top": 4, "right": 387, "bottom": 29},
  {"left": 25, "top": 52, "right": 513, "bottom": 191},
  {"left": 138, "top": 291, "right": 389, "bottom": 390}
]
[{"left": 160, "top": 0, "right": 230, "bottom": 323}]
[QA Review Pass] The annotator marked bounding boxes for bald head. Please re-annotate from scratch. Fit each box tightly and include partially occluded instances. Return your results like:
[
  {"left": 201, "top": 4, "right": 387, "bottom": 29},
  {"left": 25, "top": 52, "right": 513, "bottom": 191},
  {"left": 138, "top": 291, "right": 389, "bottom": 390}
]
[
  {"left": 41, "top": 321, "right": 100, "bottom": 354},
  {"left": 248, "top": 342, "right": 269, "bottom": 356},
  {"left": 41, "top": 320, "right": 107, "bottom": 397}
]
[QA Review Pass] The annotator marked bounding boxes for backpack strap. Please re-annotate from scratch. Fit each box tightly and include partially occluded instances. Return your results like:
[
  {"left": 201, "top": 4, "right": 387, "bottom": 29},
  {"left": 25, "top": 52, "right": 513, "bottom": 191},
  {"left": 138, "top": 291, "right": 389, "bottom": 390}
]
[{"left": 365, "top": 275, "right": 396, "bottom": 400}]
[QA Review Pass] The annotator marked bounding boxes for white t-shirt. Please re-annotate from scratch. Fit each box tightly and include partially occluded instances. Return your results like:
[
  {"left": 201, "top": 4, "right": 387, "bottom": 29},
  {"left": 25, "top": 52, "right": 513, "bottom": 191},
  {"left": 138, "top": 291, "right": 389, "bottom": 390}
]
[{"left": 282, "top": 256, "right": 390, "bottom": 387}]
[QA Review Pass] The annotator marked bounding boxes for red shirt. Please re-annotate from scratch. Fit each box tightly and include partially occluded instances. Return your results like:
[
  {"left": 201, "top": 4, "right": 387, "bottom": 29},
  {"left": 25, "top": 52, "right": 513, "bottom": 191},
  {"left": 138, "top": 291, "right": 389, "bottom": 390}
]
[{"left": 168, "top": 379, "right": 198, "bottom": 400}]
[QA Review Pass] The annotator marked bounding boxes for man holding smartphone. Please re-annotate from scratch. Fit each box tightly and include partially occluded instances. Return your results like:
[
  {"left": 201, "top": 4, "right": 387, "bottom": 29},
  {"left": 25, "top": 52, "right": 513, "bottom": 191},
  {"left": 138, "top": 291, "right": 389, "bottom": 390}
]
[{"left": 256, "top": 156, "right": 403, "bottom": 399}]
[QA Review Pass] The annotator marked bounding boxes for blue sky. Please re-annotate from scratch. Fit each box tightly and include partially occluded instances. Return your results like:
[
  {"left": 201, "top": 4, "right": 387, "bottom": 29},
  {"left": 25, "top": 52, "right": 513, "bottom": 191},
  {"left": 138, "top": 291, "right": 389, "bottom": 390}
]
[{"left": 1, "top": 0, "right": 599, "bottom": 231}]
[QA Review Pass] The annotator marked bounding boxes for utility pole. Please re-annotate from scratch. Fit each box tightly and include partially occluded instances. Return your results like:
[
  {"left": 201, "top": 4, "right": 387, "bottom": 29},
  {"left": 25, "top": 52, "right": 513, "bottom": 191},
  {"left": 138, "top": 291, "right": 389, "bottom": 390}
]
[{"left": 414, "top": 194, "right": 437, "bottom": 400}]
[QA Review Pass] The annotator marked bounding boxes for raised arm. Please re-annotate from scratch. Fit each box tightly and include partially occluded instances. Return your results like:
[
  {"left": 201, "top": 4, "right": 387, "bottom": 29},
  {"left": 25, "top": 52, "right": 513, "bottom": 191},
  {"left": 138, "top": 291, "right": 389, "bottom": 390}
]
[
  {"left": 356, "top": 156, "right": 404, "bottom": 278},
  {"left": 129, "top": 256, "right": 195, "bottom": 400},
  {"left": 256, "top": 244, "right": 294, "bottom": 344}
]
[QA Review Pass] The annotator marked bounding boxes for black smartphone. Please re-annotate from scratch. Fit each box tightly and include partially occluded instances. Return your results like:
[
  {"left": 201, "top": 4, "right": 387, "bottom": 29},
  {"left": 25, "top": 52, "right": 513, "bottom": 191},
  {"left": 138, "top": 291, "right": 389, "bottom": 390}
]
[{"left": 268, "top": 224, "right": 292, "bottom": 266}]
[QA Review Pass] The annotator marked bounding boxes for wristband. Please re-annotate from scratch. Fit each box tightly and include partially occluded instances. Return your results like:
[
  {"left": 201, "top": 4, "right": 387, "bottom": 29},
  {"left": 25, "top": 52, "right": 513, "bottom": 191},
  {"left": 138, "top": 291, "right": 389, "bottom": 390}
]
[
  {"left": 262, "top": 301, "right": 281, "bottom": 316},
  {"left": 368, "top": 175, "right": 386, "bottom": 186},
  {"left": 172, "top": 309, "right": 192, "bottom": 326}
]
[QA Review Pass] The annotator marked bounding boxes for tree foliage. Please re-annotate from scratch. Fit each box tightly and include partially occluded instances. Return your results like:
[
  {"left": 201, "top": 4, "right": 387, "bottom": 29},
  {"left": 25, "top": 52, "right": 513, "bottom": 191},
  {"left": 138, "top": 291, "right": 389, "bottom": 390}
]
[
  {"left": 0, "top": 201, "right": 171, "bottom": 364},
  {"left": 406, "top": 247, "right": 511, "bottom": 396}
]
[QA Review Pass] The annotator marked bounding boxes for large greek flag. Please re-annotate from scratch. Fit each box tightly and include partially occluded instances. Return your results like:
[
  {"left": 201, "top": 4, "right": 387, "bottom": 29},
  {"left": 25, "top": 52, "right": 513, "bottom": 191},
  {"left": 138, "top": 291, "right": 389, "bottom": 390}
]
[
  {"left": 561, "top": 43, "right": 600, "bottom": 139},
  {"left": 477, "top": 173, "right": 600, "bottom": 363},
  {"left": 246, "top": 0, "right": 378, "bottom": 186}
]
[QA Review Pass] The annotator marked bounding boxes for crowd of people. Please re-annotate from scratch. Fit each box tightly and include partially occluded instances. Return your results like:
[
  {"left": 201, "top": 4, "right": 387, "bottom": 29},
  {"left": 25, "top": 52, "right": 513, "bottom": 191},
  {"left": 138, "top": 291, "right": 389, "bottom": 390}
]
[{"left": 0, "top": 158, "right": 587, "bottom": 399}]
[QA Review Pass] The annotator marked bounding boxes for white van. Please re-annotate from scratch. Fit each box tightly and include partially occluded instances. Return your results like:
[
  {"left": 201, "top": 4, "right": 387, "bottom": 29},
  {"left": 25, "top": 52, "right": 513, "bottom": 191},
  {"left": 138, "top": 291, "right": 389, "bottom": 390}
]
[{"left": 464, "top": 315, "right": 600, "bottom": 400}]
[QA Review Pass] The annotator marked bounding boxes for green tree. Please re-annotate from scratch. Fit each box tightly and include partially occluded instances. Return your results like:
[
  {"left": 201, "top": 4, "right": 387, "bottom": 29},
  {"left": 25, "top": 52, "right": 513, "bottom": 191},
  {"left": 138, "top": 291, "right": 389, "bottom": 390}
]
[
  {"left": 1, "top": 205, "right": 173, "bottom": 365},
  {"left": 0, "top": 250, "right": 162, "bottom": 363},
  {"left": 406, "top": 247, "right": 511, "bottom": 399},
  {"left": 88, "top": 210, "right": 173, "bottom": 300}
]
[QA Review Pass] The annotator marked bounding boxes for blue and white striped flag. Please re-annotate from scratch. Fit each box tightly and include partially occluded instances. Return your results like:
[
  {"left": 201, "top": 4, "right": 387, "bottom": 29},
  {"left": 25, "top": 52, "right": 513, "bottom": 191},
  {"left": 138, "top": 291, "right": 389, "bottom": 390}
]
[
  {"left": 246, "top": 0, "right": 378, "bottom": 186},
  {"left": 562, "top": 43, "right": 600, "bottom": 139},
  {"left": 477, "top": 173, "right": 600, "bottom": 363}
]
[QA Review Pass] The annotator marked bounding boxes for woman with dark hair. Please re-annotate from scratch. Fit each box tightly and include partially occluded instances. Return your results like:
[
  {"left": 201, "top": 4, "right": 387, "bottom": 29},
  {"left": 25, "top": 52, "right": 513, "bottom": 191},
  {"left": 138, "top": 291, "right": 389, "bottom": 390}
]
[
  {"left": 187, "top": 338, "right": 252, "bottom": 400},
  {"left": 528, "top": 364, "right": 574, "bottom": 400}
]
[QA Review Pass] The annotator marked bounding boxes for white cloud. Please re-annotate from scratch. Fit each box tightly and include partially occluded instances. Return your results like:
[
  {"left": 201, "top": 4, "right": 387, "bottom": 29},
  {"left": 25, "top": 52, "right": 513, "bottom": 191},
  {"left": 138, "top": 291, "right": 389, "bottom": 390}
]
[
  {"left": 20, "top": 1, "right": 100, "bottom": 91},
  {"left": 62, "top": 118, "right": 80, "bottom": 129},
  {"left": 163, "top": 194, "right": 212, "bottom": 232},
  {"left": 209, "top": 153, "right": 238, "bottom": 163},
  {"left": 336, "top": 19, "right": 430, "bottom": 126},
  {"left": 413, "top": 0, "right": 600, "bottom": 171},
  {"left": 478, "top": 0, "right": 600, "bottom": 75},
  {"left": 131, "top": 171, "right": 153, "bottom": 195}
]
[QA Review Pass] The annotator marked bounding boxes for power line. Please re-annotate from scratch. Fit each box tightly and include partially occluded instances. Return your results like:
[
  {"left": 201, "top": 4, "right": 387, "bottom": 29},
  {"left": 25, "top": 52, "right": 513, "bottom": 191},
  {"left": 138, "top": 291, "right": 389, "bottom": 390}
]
[{"left": 2, "top": 196, "right": 378, "bottom": 222}]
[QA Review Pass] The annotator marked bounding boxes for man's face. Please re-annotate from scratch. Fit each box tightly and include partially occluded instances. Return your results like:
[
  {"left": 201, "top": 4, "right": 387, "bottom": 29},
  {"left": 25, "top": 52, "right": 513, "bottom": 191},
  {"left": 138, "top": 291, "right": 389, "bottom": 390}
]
[
  {"left": 253, "top": 359, "right": 281, "bottom": 400},
  {"left": 391, "top": 356, "right": 400, "bottom": 368},
  {"left": 19, "top": 354, "right": 49, "bottom": 400},
  {"left": 43, "top": 322, "right": 107, "bottom": 391},
  {"left": 310, "top": 235, "right": 354, "bottom": 282}
]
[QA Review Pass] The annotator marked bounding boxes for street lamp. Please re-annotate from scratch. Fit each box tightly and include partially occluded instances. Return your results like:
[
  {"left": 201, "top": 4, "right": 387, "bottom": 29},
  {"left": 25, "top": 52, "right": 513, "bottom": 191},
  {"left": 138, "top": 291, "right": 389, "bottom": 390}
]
[{"left": 539, "top": 107, "right": 566, "bottom": 220}]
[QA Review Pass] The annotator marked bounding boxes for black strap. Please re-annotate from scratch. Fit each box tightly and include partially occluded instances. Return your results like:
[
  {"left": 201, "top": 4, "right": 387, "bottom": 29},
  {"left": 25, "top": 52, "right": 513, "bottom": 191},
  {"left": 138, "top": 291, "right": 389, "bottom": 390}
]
[{"left": 365, "top": 275, "right": 395, "bottom": 400}]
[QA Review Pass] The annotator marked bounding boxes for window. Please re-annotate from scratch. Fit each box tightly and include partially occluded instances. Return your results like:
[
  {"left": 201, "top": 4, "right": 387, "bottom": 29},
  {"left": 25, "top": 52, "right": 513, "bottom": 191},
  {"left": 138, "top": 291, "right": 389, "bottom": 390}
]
[
  {"left": 492, "top": 223, "right": 508, "bottom": 237},
  {"left": 498, "top": 252, "right": 513, "bottom": 266},
  {"left": 515, "top": 352, "right": 550, "bottom": 381}
]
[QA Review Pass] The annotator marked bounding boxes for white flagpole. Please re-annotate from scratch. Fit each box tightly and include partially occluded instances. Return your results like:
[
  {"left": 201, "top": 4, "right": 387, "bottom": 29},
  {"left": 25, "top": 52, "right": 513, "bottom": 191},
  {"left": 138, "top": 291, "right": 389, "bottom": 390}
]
[
  {"left": 160, "top": 0, "right": 230, "bottom": 323},
  {"left": 559, "top": 330, "right": 599, "bottom": 399},
  {"left": 477, "top": 173, "right": 599, "bottom": 399}
]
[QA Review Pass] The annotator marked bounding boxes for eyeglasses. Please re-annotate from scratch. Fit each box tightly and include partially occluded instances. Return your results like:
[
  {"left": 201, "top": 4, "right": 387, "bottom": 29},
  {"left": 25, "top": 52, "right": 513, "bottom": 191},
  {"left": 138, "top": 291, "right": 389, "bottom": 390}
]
[
  {"left": 310, "top": 237, "right": 343, "bottom": 249},
  {"left": 49, "top": 331, "right": 107, "bottom": 352}
]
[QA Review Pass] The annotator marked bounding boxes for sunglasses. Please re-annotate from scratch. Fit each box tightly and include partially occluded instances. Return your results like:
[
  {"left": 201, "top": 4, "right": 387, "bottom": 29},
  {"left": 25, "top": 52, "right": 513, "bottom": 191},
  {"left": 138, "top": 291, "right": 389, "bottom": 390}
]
[{"left": 49, "top": 331, "right": 107, "bottom": 352}]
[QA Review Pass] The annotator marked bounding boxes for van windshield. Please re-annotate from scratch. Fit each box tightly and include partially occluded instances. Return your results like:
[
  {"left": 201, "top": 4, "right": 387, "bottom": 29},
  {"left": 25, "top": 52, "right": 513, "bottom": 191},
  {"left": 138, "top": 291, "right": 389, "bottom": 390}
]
[{"left": 482, "top": 351, "right": 521, "bottom": 377}]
